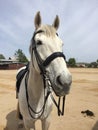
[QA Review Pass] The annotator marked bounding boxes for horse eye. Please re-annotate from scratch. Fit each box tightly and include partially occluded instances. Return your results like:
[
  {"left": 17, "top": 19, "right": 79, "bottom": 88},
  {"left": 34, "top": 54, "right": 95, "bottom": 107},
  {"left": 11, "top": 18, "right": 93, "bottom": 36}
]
[{"left": 37, "top": 40, "right": 42, "bottom": 45}]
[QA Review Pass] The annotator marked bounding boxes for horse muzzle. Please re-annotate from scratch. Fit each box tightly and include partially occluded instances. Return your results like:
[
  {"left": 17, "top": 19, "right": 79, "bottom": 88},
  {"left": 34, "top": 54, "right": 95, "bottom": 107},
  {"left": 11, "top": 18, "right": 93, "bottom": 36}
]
[{"left": 53, "top": 72, "right": 72, "bottom": 96}]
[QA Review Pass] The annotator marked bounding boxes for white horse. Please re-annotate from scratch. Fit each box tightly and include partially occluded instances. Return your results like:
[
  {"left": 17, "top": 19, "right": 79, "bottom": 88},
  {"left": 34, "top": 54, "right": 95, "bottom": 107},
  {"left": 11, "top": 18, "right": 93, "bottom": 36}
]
[{"left": 18, "top": 11, "right": 72, "bottom": 130}]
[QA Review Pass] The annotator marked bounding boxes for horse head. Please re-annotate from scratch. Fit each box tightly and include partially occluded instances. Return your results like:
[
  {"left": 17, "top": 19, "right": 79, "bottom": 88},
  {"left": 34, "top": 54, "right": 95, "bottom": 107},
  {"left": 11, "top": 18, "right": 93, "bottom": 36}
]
[{"left": 29, "top": 11, "right": 72, "bottom": 96}]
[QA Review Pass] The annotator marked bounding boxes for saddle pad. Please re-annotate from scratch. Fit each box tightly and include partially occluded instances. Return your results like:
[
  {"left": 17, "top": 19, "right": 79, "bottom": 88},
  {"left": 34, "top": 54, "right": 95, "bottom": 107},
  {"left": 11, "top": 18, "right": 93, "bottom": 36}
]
[{"left": 16, "top": 63, "right": 29, "bottom": 95}]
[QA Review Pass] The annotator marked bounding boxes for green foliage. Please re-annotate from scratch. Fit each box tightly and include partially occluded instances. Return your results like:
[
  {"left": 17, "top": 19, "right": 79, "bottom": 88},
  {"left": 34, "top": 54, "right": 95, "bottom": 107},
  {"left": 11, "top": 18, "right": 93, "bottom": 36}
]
[
  {"left": 0, "top": 54, "right": 5, "bottom": 59},
  {"left": 67, "top": 58, "right": 76, "bottom": 67},
  {"left": 15, "top": 49, "right": 28, "bottom": 63},
  {"left": 88, "top": 62, "right": 98, "bottom": 68}
]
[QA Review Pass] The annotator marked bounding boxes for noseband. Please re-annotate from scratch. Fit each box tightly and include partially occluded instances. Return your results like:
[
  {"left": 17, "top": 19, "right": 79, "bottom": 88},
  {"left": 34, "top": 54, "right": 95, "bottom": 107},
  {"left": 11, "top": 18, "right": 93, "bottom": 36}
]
[{"left": 43, "top": 52, "right": 65, "bottom": 67}]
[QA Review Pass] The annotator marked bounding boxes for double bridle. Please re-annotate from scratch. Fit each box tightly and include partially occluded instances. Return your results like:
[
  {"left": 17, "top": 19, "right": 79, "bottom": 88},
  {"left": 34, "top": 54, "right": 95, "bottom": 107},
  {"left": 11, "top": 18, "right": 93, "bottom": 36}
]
[{"left": 25, "top": 31, "right": 66, "bottom": 119}]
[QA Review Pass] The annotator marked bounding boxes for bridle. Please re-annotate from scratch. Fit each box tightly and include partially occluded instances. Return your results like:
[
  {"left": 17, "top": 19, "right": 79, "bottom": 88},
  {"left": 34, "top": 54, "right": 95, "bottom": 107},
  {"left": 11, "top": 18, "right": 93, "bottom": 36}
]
[{"left": 25, "top": 31, "right": 66, "bottom": 119}]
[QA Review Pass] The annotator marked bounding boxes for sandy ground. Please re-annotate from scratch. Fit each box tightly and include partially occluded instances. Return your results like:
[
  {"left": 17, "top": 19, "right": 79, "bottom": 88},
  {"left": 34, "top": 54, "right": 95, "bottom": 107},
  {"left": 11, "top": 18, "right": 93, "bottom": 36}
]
[{"left": 0, "top": 68, "right": 98, "bottom": 130}]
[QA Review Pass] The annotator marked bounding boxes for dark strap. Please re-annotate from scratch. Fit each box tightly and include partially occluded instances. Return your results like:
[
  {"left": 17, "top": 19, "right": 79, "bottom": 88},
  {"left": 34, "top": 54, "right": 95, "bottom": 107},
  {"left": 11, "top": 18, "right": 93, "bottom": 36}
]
[
  {"left": 43, "top": 52, "right": 66, "bottom": 67},
  {"left": 50, "top": 94, "right": 66, "bottom": 116},
  {"left": 34, "top": 49, "right": 46, "bottom": 74}
]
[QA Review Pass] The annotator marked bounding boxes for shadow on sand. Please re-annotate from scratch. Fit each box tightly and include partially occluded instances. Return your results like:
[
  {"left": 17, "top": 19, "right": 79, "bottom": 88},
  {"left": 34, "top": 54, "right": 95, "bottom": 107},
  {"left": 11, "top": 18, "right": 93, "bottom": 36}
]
[
  {"left": 4, "top": 110, "right": 25, "bottom": 130},
  {"left": 92, "top": 121, "right": 98, "bottom": 130},
  {"left": 4, "top": 110, "right": 98, "bottom": 130}
]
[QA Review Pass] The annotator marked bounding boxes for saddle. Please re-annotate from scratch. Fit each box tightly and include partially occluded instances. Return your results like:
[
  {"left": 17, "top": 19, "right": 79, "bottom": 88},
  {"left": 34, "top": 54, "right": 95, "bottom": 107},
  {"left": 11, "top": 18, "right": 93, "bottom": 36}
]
[{"left": 16, "top": 63, "right": 29, "bottom": 98}]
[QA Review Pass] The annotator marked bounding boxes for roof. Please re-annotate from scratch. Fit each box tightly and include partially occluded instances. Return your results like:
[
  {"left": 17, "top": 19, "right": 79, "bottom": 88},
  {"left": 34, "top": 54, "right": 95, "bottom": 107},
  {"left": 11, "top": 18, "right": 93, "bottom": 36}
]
[{"left": 0, "top": 59, "right": 18, "bottom": 65}]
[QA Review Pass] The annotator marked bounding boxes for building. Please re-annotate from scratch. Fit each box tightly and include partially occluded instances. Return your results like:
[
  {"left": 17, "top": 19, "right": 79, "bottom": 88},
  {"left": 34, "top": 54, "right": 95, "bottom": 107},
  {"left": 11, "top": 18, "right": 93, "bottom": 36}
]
[
  {"left": 76, "top": 62, "right": 87, "bottom": 68},
  {"left": 0, "top": 59, "right": 26, "bottom": 70}
]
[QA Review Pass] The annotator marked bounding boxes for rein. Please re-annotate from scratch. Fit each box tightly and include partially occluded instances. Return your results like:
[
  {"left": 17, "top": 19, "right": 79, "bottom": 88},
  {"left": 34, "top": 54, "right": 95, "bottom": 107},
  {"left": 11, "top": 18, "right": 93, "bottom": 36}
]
[
  {"left": 25, "top": 32, "right": 66, "bottom": 119},
  {"left": 25, "top": 71, "right": 51, "bottom": 119}
]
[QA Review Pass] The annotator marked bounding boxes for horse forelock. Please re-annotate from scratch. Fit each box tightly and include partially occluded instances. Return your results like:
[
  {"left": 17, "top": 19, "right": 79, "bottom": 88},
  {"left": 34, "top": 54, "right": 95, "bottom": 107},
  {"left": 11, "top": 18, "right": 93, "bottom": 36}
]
[{"left": 36, "top": 25, "right": 57, "bottom": 37}]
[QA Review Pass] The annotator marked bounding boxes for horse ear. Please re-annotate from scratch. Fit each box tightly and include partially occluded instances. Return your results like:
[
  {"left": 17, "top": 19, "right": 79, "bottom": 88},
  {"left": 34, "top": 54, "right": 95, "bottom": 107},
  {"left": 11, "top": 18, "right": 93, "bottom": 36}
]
[
  {"left": 34, "top": 11, "right": 41, "bottom": 29},
  {"left": 52, "top": 15, "right": 60, "bottom": 30}
]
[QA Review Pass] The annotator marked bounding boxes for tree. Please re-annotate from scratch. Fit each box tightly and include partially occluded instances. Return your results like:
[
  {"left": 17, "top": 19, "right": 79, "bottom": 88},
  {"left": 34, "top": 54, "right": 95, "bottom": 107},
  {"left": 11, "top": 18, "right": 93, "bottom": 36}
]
[
  {"left": 0, "top": 54, "right": 5, "bottom": 59},
  {"left": 88, "top": 62, "right": 97, "bottom": 68},
  {"left": 15, "top": 49, "right": 28, "bottom": 63},
  {"left": 67, "top": 58, "right": 76, "bottom": 67}
]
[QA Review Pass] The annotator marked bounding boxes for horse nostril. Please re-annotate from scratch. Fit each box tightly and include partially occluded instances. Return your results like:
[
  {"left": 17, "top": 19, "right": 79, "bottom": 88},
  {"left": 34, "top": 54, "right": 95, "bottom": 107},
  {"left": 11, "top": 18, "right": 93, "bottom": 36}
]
[
  {"left": 57, "top": 74, "right": 72, "bottom": 87},
  {"left": 57, "top": 75, "right": 63, "bottom": 86}
]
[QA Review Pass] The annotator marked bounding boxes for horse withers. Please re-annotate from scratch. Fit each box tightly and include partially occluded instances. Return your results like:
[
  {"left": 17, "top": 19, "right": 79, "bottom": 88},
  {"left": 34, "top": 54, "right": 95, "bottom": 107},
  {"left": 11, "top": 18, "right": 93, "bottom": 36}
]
[{"left": 17, "top": 11, "right": 72, "bottom": 130}]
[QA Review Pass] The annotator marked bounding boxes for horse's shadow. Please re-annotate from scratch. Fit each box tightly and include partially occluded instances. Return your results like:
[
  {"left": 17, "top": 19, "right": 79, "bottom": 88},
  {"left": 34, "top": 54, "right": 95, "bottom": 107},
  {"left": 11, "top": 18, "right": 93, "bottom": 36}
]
[
  {"left": 4, "top": 110, "right": 25, "bottom": 130},
  {"left": 4, "top": 110, "right": 98, "bottom": 130},
  {"left": 92, "top": 121, "right": 98, "bottom": 130}
]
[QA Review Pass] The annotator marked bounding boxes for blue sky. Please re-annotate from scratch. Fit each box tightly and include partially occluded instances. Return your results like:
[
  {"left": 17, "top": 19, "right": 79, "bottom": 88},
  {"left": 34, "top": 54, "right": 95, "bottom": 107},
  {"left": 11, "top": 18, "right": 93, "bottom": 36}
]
[{"left": 0, "top": 0, "right": 98, "bottom": 62}]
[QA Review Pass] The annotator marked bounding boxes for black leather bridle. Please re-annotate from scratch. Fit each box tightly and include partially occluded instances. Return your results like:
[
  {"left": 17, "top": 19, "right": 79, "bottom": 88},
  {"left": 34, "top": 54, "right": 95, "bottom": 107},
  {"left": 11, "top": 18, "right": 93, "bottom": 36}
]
[{"left": 25, "top": 31, "right": 66, "bottom": 119}]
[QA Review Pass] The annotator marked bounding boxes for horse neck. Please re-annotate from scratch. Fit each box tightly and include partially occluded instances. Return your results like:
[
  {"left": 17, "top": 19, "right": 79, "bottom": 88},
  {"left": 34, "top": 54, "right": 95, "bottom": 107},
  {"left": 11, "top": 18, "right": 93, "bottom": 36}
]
[{"left": 28, "top": 62, "right": 44, "bottom": 101}]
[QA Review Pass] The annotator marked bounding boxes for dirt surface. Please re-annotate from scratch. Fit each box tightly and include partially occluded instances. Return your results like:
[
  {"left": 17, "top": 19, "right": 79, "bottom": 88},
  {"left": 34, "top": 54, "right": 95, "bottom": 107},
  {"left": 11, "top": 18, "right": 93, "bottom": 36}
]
[{"left": 0, "top": 68, "right": 98, "bottom": 130}]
